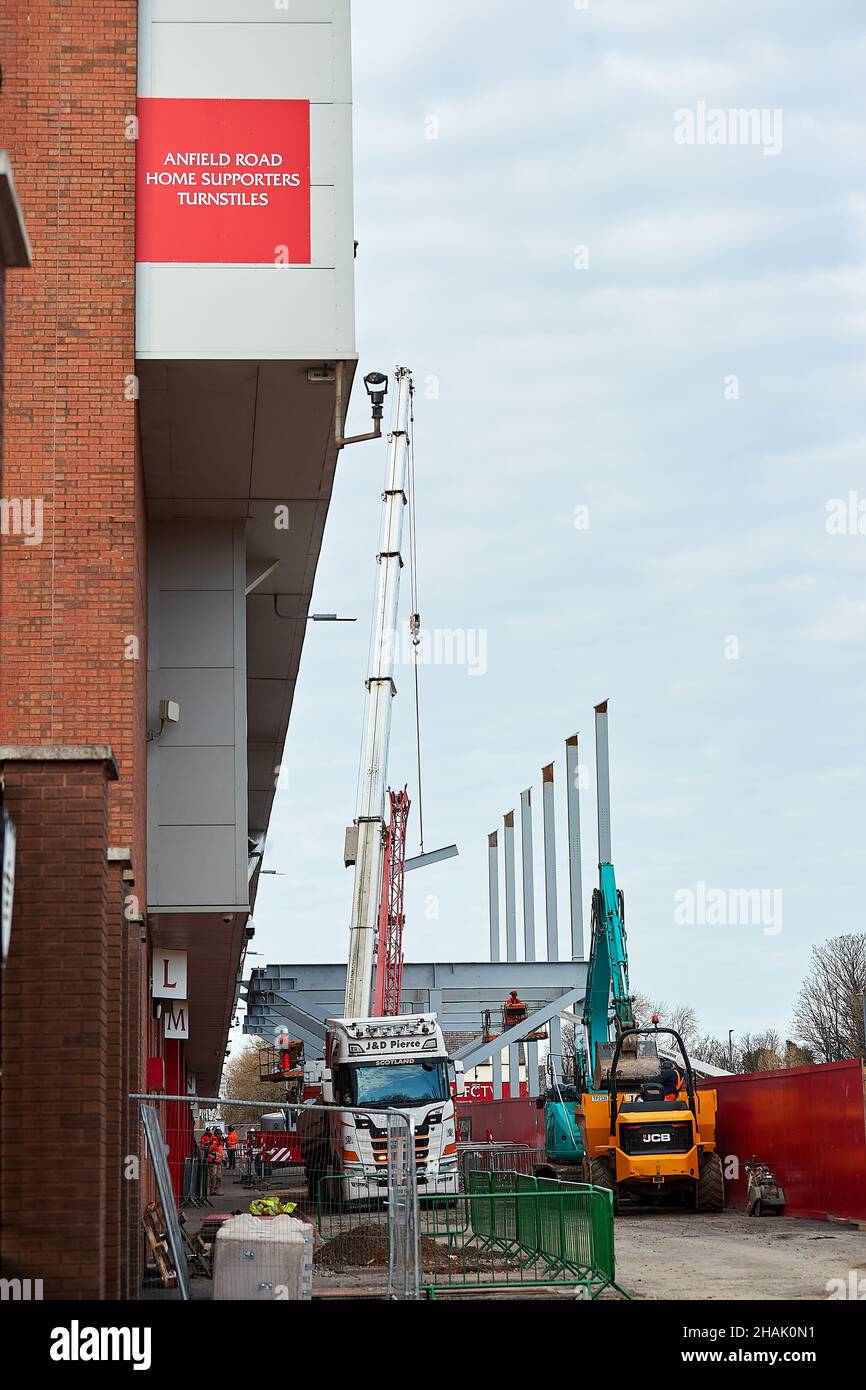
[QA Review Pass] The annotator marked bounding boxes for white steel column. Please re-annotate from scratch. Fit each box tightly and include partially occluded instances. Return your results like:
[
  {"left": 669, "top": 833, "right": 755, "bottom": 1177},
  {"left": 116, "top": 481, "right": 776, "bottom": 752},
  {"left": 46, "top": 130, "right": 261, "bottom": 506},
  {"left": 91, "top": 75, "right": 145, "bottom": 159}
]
[
  {"left": 565, "top": 734, "right": 585, "bottom": 961},
  {"left": 488, "top": 830, "right": 503, "bottom": 1098},
  {"left": 520, "top": 788, "right": 538, "bottom": 1096},
  {"left": 487, "top": 831, "right": 500, "bottom": 963},
  {"left": 542, "top": 763, "right": 562, "bottom": 1083},
  {"left": 594, "top": 701, "right": 613, "bottom": 864},
  {"left": 503, "top": 810, "right": 519, "bottom": 1099}
]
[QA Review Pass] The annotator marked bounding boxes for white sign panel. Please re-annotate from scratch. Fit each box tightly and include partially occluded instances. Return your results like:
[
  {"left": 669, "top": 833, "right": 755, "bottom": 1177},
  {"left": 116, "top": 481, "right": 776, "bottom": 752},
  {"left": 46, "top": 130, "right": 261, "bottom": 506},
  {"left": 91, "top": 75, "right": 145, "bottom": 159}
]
[
  {"left": 164, "top": 1001, "right": 190, "bottom": 1039},
  {"left": 152, "top": 948, "right": 188, "bottom": 999}
]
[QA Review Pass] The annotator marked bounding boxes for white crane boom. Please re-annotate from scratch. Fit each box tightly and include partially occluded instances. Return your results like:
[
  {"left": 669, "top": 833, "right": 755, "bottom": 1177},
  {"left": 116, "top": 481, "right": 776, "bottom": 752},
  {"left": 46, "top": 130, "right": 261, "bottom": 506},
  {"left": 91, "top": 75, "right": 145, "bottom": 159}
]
[{"left": 344, "top": 366, "right": 413, "bottom": 1018}]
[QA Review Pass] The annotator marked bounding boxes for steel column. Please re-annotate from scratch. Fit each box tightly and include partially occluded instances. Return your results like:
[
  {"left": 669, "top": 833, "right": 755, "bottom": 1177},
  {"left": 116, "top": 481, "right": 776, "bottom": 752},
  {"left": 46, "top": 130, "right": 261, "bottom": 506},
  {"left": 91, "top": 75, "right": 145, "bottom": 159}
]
[
  {"left": 503, "top": 811, "right": 519, "bottom": 1098},
  {"left": 488, "top": 830, "right": 503, "bottom": 1097},
  {"left": 487, "top": 831, "right": 500, "bottom": 963},
  {"left": 594, "top": 702, "right": 612, "bottom": 864},
  {"left": 542, "top": 763, "right": 562, "bottom": 1082},
  {"left": 565, "top": 735, "right": 585, "bottom": 962},
  {"left": 520, "top": 789, "right": 538, "bottom": 1095}
]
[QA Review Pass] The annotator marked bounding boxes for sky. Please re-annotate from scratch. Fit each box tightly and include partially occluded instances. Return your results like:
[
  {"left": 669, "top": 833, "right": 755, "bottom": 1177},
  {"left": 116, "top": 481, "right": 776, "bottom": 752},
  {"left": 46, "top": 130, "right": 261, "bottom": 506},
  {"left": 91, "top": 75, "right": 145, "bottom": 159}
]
[{"left": 244, "top": 0, "right": 866, "bottom": 1048}]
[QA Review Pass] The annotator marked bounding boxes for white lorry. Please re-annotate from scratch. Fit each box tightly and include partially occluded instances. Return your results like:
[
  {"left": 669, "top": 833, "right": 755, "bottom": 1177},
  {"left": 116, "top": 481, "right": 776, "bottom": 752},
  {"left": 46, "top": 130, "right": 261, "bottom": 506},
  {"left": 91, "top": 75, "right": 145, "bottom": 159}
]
[{"left": 297, "top": 1013, "right": 460, "bottom": 1204}]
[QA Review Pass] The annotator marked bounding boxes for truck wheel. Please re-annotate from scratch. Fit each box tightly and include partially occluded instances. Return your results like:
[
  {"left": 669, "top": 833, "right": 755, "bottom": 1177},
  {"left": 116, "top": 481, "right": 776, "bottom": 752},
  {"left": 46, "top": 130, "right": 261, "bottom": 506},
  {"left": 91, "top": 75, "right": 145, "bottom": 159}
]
[{"left": 696, "top": 1152, "right": 724, "bottom": 1213}]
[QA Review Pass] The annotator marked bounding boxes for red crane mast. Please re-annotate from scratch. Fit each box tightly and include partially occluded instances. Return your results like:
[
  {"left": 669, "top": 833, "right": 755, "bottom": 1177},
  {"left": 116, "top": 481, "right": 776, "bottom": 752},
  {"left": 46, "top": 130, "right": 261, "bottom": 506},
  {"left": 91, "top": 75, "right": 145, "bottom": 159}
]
[{"left": 372, "top": 787, "right": 411, "bottom": 1016}]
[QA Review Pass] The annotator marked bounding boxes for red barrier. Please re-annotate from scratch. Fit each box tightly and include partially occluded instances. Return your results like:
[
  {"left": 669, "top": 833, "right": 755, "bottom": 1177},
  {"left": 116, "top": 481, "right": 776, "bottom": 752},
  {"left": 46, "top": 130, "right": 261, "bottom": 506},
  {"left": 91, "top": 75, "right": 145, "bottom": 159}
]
[
  {"left": 460, "top": 1061, "right": 866, "bottom": 1223},
  {"left": 701, "top": 1059, "right": 866, "bottom": 1222}
]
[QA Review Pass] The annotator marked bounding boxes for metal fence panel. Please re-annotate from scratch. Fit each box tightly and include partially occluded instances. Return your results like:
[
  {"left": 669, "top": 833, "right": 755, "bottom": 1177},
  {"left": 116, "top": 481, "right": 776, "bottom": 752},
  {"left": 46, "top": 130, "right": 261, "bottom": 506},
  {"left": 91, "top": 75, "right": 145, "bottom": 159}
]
[
  {"left": 386, "top": 1113, "right": 419, "bottom": 1300},
  {"left": 416, "top": 1174, "right": 628, "bottom": 1299}
]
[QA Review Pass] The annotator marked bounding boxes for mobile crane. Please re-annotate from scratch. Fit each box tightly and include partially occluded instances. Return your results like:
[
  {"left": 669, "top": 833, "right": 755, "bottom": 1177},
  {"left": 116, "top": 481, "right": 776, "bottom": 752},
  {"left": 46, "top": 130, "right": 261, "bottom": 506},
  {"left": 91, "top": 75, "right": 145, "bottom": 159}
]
[
  {"left": 297, "top": 368, "right": 459, "bottom": 1203},
  {"left": 542, "top": 702, "right": 724, "bottom": 1211}
]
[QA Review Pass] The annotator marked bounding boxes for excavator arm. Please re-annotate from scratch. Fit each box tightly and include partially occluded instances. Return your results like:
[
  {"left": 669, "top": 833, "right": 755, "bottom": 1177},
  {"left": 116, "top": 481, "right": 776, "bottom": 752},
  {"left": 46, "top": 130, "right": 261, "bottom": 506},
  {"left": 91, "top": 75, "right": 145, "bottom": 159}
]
[{"left": 577, "top": 703, "right": 637, "bottom": 1091}]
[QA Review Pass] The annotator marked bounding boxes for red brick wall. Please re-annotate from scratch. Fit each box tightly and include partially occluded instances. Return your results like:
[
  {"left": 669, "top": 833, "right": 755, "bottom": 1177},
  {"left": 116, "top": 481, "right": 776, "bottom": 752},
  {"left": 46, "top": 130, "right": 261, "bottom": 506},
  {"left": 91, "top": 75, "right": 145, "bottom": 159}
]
[
  {"left": 0, "top": 1, "right": 147, "bottom": 1298},
  {"left": 0, "top": 758, "right": 115, "bottom": 1298},
  {"left": 0, "top": 0, "right": 144, "bottom": 878}
]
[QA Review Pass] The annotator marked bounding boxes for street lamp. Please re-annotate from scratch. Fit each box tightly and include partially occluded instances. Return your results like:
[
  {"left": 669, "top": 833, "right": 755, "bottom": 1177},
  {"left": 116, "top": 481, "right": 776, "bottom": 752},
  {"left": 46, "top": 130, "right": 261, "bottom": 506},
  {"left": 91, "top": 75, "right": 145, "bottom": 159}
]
[{"left": 335, "top": 365, "right": 389, "bottom": 448}]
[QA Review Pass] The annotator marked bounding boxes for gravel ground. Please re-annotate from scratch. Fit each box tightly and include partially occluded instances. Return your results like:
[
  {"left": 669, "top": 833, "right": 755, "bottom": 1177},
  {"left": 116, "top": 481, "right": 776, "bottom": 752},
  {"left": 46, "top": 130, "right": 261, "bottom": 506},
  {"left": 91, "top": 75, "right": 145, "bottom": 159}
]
[
  {"left": 607, "top": 1210, "right": 866, "bottom": 1301},
  {"left": 171, "top": 1176, "right": 865, "bottom": 1302}
]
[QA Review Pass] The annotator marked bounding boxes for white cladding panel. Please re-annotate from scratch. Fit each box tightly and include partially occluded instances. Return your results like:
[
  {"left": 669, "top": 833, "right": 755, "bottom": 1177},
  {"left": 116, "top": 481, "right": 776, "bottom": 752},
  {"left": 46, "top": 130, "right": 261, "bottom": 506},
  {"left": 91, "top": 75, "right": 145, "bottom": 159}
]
[{"left": 136, "top": 0, "right": 354, "bottom": 361}]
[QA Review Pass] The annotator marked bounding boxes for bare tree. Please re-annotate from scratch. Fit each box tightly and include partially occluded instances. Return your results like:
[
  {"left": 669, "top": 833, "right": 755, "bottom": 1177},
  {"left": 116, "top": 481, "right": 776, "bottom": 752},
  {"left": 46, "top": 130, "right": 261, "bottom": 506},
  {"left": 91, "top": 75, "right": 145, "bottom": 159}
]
[
  {"left": 690, "top": 1033, "right": 739, "bottom": 1070},
  {"left": 783, "top": 1039, "right": 814, "bottom": 1068},
  {"left": 792, "top": 933, "right": 866, "bottom": 1063},
  {"left": 558, "top": 1019, "right": 577, "bottom": 1083},
  {"left": 740, "top": 1029, "right": 785, "bottom": 1072},
  {"left": 221, "top": 1037, "right": 287, "bottom": 1129},
  {"left": 632, "top": 993, "right": 700, "bottom": 1064}
]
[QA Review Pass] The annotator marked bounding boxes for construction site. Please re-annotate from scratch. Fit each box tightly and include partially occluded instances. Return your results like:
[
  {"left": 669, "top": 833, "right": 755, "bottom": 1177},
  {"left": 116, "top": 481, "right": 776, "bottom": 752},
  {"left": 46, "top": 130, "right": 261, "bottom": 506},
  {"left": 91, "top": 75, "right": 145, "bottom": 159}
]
[{"left": 0, "top": 0, "right": 864, "bottom": 1358}]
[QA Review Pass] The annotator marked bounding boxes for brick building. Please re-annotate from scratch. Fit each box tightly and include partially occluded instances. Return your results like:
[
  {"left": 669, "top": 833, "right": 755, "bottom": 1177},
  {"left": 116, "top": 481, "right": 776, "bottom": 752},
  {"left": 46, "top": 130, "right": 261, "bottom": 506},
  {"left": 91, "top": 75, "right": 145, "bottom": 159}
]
[{"left": 0, "top": 0, "right": 356, "bottom": 1298}]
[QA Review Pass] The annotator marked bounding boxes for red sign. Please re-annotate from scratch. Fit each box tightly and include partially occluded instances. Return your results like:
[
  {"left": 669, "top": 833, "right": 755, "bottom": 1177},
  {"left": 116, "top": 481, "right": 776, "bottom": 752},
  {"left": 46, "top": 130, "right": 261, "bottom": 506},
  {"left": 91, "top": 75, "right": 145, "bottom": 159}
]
[
  {"left": 464, "top": 1082, "right": 529, "bottom": 1102},
  {"left": 136, "top": 98, "right": 311, "bottom": 264}
]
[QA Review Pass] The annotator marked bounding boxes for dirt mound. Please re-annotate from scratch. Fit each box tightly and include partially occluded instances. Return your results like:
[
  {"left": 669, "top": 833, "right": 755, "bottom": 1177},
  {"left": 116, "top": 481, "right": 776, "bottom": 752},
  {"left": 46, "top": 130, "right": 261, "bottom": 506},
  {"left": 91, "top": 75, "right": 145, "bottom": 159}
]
[
  {"left": 315, "top": 1225, "right": 390, "bottom": 1270},
  {"left": 314, "top": 1224, "right": 516, "bottom": 1277}
]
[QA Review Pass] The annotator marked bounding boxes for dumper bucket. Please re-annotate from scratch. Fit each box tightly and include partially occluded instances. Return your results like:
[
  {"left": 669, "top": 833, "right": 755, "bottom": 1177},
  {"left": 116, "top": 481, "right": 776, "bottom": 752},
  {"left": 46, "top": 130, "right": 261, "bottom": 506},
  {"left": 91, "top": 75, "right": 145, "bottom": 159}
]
[{"left": 593, "top": 1036, "right": 659, "bottom": 1090}]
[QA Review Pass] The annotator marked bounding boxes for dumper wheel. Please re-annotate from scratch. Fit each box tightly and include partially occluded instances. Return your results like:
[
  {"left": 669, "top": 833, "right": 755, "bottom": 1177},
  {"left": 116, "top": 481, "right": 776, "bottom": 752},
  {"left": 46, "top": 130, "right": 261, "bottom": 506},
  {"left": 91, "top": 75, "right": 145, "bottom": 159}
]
[
  {"left": 588, "top": 1155, "right": 613, "bottom": 1190},
  {"left": 696, "top": 1152, "right": 724, "bottom": 1213},
  {"left": 588, "top": 1155, "right": 617, "bottom": 1211}
]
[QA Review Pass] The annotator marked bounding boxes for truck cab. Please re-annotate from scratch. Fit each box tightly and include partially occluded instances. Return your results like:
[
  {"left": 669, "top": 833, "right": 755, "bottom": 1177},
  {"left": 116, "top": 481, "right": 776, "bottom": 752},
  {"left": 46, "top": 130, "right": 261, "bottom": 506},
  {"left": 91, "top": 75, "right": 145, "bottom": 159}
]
[{"left": 298, "top": 1013, "right": 459, "bottom": 1203}]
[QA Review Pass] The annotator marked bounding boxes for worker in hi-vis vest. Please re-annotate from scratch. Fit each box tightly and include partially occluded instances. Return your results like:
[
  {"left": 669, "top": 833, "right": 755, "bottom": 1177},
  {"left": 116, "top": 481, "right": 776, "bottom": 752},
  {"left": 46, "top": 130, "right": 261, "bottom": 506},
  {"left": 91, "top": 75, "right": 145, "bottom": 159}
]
[
  {"left": 208, "top": 1130, "right": 225, "bottom": 1194},
  {"left": 226, "top": 1127, "right": 239, "bottom": 1171}
]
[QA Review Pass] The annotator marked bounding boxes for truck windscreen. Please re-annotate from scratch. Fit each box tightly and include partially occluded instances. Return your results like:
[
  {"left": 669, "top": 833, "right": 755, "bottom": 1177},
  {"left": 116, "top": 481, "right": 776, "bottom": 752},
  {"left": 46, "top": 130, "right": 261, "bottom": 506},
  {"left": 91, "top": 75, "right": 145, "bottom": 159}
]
[{"left": 337, "top": 1060, "right": 449, "bottom": 1108}]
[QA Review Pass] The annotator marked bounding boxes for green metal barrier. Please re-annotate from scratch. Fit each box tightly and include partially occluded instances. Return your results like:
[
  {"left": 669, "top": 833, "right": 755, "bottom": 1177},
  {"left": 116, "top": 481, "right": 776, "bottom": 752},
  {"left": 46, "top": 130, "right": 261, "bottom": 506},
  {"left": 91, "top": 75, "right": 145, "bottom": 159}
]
[
  {"left": 418, "top": 1171, "right": 630, "bottom": 1299},
  {"left": 312, "top": 1170, "right": 628, "bottom": 1300}
]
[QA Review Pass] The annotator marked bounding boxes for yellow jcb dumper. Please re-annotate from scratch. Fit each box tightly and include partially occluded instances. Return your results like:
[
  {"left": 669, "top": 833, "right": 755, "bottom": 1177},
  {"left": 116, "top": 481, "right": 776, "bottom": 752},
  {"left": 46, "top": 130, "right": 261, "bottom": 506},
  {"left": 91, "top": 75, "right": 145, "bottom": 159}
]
[{"left": 582, "top": 1024, "right": 724, "bottom": 1212}]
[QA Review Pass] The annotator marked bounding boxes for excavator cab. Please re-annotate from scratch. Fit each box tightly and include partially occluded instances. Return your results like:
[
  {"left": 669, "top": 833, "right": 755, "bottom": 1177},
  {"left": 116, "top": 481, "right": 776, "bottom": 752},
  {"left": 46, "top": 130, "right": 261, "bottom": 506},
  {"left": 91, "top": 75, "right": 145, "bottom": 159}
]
[{"left": 582, "top": 1025, "right": 723, "bottom": 1212}]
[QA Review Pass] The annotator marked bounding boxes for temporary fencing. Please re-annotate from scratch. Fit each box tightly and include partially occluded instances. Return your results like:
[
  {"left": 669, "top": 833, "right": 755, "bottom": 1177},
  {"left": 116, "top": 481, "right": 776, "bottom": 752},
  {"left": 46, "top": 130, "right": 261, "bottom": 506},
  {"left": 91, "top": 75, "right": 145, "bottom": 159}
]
[{"left": 315, "top": 1164, "right": 628, "bottom": 1300}]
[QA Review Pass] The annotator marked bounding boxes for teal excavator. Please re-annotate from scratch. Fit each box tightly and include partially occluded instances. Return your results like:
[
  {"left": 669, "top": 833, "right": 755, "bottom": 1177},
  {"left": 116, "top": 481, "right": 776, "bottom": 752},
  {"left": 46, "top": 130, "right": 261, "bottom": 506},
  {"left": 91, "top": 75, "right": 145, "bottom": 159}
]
[{"left": 539, "top": 701, "right": 651, "bottom": 1171}]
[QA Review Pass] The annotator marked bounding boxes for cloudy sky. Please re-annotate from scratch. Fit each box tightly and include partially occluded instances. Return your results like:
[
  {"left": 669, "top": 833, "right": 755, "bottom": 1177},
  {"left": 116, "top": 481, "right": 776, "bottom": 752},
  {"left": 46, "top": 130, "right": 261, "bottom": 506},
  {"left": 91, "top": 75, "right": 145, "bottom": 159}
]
[{"left": 249, "top": 0, "right": 866, "bottom": 1046}]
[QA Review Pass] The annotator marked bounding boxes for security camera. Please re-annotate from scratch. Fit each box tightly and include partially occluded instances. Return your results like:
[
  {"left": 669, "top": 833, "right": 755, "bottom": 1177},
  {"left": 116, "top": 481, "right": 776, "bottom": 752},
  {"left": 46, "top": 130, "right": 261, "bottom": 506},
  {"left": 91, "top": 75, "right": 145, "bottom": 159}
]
[
  {"left": 363, "top": 371, "right": 388, "bottom": 420},
  {"left": 222, "top": 914, "right": 233, "bottom": 924}
]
